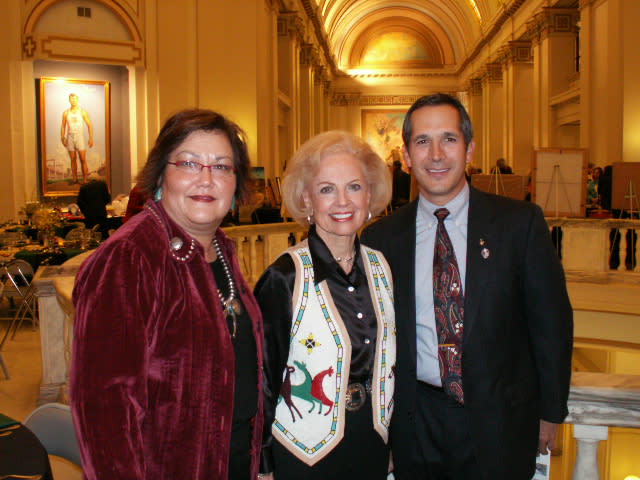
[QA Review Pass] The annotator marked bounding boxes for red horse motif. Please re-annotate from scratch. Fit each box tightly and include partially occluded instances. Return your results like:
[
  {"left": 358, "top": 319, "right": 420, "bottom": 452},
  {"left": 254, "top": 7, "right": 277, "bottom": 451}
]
[{"left": 311, "top": 366, "right": 334, "bottom": 416}]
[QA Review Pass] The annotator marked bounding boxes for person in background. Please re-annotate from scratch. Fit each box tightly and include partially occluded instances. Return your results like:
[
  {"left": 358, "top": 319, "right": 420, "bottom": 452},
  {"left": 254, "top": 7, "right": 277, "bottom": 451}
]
[
  {"left": 587, "top": 166, "right": 603, "bottom": 209},
  {"left": 76, "top": 178, "right": 110, "bottom": 238},
  {"left": 71, "top": 109, "right": 264, "bottom": 480},
  {"left": 391, "top": 159, "right": 411, "bottom": 209},
  {"left": 361, "top": 93, "right": 573, "bottom": 480},
  {"left": 254, "top": 131, "right": 395, "bottom": 480},
  {"left": 122, "top": 183, "right": 148, "bottom": 222},
  {"left": 599, "top": 165, "right": 613, "bottom": 211},
  {"left": 491, "top": 157, "right": 513, "bottom": 174},
  {"left": 464, "top": 163, "right": 481, "bottom": 183}
]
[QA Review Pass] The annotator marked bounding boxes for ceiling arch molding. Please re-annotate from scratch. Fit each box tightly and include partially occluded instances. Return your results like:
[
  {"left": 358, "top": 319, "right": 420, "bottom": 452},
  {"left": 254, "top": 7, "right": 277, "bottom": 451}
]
[
  {"left": 22, "top": 0, "right": 144, "bottom": 65},
  {"left": 334, "top": 6, "right": 457, "bottom": 73},
  {"left": 321, "top": 1, "right": 481, "bottom": 73},
  {"left": 348, "top": 17, "right": 447, "bottom": 69}
]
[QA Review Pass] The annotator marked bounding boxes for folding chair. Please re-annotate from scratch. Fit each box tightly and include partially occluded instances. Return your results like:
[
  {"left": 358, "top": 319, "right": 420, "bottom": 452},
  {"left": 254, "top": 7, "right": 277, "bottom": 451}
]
[
  {"left": 0, "top": 326, "right": 9, "bottom": 379},
  {"left": 0, "top": 259, "right": 37, "bottom": 340},
  {"left": 23, "top": 403, "right": 82, "bottom": 466}
]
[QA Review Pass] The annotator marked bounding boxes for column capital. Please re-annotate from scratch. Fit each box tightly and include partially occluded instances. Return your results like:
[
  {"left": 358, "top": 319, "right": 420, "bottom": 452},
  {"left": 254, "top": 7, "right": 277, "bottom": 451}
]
[
  {"left": 323, "top": 79, "right": 332, "bottom": 96},
  {"left": 313, "top": 64, "right": 326, "bottom": 85},
  {"left": 300, "top": 43, "right": 319, "bottom": 67},
  {"left": 277, "top": 12, "right": 305, "bottom": 43},
  {"left": 526, "top": 7, "right": 579, "bottom": 44},
  {"left": 467, "top": 78, "right": 483, "bottom": 96},
  {"left": 481, "top": 63, "right": 503, "bottom": 84},
  {"left": 498, "top": 40, "right": 533, "bottom": 66}
]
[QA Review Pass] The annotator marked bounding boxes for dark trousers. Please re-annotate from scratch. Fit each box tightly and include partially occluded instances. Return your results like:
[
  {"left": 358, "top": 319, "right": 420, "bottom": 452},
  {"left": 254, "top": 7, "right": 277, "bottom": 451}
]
[
  {"left": 410, "top": 381, "right": 479, "bottom": 480},
  {"left": 229, "top": 420, "right": 251, "bottom": 480},
  {"left": 272, "top": 394, "right": 389, "bottom": 480}
]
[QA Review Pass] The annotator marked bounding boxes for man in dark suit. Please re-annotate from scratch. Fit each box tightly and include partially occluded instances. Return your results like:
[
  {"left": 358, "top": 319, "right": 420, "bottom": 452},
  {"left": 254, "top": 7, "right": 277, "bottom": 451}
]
[{"left": 361, "top": 93, "right": 573, "bottom": 480}]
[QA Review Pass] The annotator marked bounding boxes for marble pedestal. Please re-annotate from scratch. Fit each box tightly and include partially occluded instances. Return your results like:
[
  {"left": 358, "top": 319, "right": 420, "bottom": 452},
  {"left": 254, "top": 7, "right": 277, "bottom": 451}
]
[{"left": 32, "top": 250, "right": 94, "bottom": 404}]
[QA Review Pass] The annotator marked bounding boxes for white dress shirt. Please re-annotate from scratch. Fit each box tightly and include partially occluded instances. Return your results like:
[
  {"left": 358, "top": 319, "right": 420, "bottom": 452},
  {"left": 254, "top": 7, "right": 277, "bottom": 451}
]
[{"left": 415, "top": 183, "right": 469, "bottom": 385}]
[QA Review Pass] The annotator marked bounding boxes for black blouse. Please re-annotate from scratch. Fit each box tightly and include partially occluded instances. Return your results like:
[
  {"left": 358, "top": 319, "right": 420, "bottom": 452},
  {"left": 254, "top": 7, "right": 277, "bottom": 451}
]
[
  {"left": 210, "top": 259, "right": 257, "bottom": 423},
  {"left": 253, "top": 226, "right": 378, "bottom": 472}
]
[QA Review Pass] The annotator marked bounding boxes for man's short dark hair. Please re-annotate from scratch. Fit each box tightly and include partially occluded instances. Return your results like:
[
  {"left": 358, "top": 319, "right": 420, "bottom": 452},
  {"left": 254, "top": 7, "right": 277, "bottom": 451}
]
[{"left": 402, "top": 93, "right": 474, "bottom": 147}]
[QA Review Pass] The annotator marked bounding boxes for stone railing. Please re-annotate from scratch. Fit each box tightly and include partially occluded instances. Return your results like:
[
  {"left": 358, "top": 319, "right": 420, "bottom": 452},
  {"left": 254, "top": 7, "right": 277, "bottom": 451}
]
[
  {"left": 545, "top": 217, "right": 639, "bottom": 285},
  {"left": 224, "top": 222, "right": 307, "bottom": 285},
  {"left": 567, "top": 372, "right": 640, "bottom": 480},
  {"left": 223, "top": 217, "right": 640, "bottom": 286}
]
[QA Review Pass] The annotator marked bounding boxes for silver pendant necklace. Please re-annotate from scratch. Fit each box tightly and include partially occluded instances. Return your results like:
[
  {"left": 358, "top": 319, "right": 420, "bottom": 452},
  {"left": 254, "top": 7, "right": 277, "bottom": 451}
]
[
  {"left": 334, "top": 248, "right": 356, "bottom": 264},
  {"left": 213, "top": 238, "right": 243, "bottom": 338}
]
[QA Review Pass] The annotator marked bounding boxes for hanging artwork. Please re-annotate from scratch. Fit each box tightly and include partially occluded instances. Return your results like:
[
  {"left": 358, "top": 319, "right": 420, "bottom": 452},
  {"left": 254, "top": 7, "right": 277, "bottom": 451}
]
[
  {"left": 37, "top": 77, "right": 111, "bottom": 196},
  {"left": 361, "top": 109, "right": 405, "bottom": 165}
]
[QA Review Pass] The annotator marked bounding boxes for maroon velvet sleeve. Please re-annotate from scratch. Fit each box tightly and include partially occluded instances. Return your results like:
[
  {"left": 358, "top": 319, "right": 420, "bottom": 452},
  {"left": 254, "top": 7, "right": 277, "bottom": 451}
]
[{"left": 70, "top": 239, "right": 152, "bottom": 480}]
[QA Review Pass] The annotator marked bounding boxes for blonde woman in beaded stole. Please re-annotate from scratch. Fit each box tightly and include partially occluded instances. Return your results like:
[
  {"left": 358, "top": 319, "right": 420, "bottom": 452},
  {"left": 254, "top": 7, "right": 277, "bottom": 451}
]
[
  {"left": 254, "top": 131, "right": 396, "bottom": 480},
  {"left": 71, "top": 109, "right": 264, "bottom": 480}
]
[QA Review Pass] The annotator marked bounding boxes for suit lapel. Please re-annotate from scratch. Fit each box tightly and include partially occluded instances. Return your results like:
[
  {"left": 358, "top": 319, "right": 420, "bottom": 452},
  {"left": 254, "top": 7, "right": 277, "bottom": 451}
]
[
  {"left": 387, "top": 201, "right": 418, "bottom": 365},
  {"left": 464, "top": 188, "right": 495, "bottom": 340}
]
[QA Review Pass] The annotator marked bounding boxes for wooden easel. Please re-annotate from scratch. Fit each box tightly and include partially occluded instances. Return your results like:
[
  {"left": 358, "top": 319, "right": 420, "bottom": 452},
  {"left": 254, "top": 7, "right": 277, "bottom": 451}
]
[
  {"left": 542, "top": 164, "right": 574, "bottom": 218},
  {"left": 487, "top": 168, "right": 504, "bottom": 195},
  {"left": 623, "top": 179, "right": 639, "bottom": 218}
]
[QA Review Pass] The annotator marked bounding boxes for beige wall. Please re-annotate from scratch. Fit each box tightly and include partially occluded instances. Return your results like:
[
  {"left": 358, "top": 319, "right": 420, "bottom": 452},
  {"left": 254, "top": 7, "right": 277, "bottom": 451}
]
[
  {"left": 622, "top": 0, "right": 640, "bottom": 163},
  {"left": 1, "top": 0, "right": 639, "bottom": 220}
]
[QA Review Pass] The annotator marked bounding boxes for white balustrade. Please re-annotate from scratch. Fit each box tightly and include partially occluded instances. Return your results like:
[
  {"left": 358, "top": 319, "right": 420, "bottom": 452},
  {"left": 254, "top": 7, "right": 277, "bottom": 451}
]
[
  {"left": 546, "top": 217, "right": 639, "bottom": 284},
  {"left": 566, "top": 372, "right": 640, "bottom": 480},
  {"left": 224, "top": 222, "right": 307, "bottom": 284}
]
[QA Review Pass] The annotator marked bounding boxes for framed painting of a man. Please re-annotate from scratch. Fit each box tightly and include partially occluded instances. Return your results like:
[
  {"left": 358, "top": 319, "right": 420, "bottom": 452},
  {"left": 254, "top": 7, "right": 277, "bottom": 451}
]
[
  {"left": 38, "top": 77, "right": 110, "bottom": 196},
  {"left": 361, "top": 109, "right": 405, "bottom": 166}
]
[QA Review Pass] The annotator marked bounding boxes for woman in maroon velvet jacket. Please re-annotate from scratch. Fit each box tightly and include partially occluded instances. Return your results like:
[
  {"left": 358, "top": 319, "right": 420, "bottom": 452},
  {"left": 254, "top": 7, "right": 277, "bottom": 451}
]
[{"left": 71, "top": 109, "right": 264, "bottom": 480}]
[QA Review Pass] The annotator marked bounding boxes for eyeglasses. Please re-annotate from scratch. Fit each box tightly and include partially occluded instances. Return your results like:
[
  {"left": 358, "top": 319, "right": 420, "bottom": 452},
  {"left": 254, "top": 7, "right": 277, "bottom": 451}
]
[{"left": 167, "top": 159, "right": 237, "bottom": 177}]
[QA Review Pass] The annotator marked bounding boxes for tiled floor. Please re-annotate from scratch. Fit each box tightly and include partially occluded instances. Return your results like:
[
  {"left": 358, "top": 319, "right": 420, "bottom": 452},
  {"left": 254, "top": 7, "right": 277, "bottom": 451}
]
[{"left": 1, "top": 322, "right": 82, "bottom": 479}]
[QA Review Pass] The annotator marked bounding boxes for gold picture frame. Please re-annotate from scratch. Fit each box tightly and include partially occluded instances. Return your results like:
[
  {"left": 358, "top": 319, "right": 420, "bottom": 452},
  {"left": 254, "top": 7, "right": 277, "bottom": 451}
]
[{"left": 38, "top": 77, "right": 111, "bottom": 196}]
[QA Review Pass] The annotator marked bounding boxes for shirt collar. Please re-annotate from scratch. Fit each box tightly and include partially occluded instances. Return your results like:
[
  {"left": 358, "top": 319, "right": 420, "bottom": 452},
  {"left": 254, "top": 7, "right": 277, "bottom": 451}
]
[
  {"left": 307, "top": 225, "right": 363, "bottom": 284},
  {"left": 417, "top": 182, "right": 470, "bottom": 228}
]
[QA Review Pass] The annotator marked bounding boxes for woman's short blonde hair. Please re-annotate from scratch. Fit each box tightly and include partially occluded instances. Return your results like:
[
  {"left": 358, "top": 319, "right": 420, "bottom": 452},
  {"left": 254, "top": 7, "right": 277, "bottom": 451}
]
[{"left": 282, "top": 130, "right": 392, "bottom": 226}]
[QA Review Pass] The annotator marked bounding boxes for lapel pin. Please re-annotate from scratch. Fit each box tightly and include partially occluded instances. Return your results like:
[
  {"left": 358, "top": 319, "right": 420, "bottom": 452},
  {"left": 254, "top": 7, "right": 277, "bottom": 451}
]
[{"left": 481, "top": 247, "right": 490, "bottom": 259}]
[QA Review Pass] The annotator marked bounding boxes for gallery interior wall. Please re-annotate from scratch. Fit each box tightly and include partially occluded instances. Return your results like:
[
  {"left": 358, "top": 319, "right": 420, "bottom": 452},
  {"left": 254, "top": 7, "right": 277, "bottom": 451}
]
[{"left": 34, "top": 60, "right": 131, "bottom": 198}]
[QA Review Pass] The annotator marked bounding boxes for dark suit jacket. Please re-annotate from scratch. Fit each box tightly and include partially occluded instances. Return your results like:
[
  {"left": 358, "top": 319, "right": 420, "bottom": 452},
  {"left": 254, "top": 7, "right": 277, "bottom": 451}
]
[{"left": 361, "top": 186, "right": 573, "bottom": 480}]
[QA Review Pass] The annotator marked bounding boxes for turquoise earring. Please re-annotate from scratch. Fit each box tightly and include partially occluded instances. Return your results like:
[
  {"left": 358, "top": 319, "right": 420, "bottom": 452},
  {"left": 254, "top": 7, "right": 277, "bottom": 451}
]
[{"left": 154, "top": 187, "right": 163, "bottom": 201}]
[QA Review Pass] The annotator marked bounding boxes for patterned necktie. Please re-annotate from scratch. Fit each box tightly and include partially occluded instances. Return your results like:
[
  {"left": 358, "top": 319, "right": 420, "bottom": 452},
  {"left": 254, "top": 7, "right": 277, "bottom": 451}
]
[{"left": 433, "top": 208, "right": 464, "bottom": 404}]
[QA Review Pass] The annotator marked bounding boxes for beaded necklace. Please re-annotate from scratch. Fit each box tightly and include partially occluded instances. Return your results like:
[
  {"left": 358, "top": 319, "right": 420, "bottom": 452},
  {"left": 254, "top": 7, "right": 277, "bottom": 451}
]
[
  {"left": 146, "top": 204, "right": 197, "bottom": 262},
  {"left": 213, "top": 237, "right": 243, "bottom": 338}
]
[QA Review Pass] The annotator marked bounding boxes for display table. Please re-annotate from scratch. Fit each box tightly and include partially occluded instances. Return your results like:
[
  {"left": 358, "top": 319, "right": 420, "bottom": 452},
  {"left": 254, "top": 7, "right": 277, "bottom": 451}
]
[
  {"left": 32, "top": 250, "right": 94, "bottom": 404},
  {"left": 15, "top": 247, "right": 84, "bottom": 271}
]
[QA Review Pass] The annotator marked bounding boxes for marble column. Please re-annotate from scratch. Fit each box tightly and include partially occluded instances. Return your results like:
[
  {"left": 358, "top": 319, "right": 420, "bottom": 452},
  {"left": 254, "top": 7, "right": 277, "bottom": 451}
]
[
  {"left": 572, "top": 424, "right": 607, "bottom": 480},
  {"left": 567, "top": 372, "right": 640, "bottom": 480}
]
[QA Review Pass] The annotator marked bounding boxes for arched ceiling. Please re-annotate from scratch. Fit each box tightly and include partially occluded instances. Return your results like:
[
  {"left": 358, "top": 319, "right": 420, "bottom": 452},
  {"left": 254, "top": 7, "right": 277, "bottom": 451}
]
[{"left": 308, "top": 0, "right": 507, "bottom": 75}]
